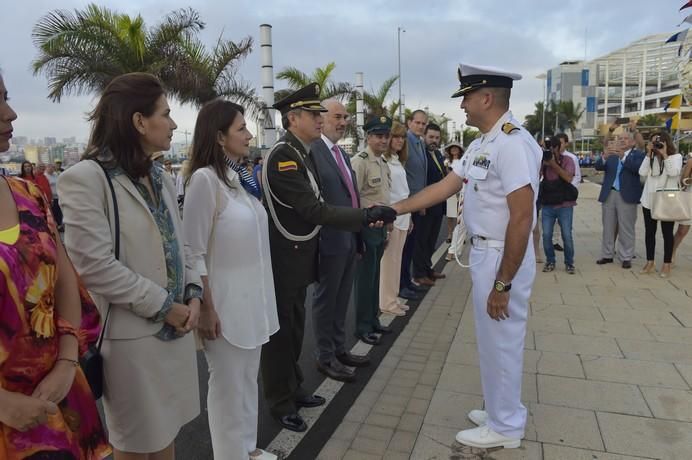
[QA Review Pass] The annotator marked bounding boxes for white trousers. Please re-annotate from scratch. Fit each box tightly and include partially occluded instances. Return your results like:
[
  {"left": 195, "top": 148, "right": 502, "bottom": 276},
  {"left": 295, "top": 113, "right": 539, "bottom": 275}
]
[
  {"left": 204, "top": 338, "right": 261, "bottom": 458},
  {"left": 469, "top": 240, "right": 535, "bottom": 438}
]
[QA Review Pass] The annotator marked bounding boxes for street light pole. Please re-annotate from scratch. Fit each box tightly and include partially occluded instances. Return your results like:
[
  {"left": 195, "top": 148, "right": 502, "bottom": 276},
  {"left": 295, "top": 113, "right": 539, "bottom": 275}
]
[{"left": 397, "top": 26, "right": 405, "bottom": 122}]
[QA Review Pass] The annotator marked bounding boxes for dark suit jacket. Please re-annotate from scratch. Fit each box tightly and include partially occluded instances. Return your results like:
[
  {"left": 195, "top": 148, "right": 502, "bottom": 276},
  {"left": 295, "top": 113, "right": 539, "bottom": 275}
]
[
  {"left": 263, "top": 131, "right": 365, "bottom": 287},
  {"left": 310, "top": 138, "right": 362, "bottom": 256},
  {"left": 594, "top": 149, "right": 645, "bottom": 204},
  {"left": 425, "top": 147, "right": 447, "bottom": 216}
]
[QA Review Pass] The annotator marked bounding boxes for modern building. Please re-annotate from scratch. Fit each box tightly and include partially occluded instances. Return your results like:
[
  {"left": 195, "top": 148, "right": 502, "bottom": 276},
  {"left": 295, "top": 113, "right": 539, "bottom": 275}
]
[{"left": 543, "top": 31, "right": 691, "bottom": 139}]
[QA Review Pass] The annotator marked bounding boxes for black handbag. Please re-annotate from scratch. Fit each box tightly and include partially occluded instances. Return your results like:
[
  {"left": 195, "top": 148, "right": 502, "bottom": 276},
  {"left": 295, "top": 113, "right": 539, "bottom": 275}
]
[
  {"left": 539, "top": 162, "right": 579, "bottom": 206},
  {"left": 80, "top": 161, "right": 119, "bottom": 399}
]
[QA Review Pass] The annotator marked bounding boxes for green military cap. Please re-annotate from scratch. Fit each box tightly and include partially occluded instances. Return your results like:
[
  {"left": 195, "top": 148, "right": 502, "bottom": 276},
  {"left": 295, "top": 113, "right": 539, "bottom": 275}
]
[
  {"left": 272, "top": 82, "right": 327, "bottom": 115},
  {"left": 364, "top": 115, "right": 392, "bottom": 134}
]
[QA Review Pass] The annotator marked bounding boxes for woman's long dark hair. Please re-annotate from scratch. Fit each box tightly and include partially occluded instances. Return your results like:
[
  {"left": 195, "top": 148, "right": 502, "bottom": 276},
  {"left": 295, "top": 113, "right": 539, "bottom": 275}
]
[
  {"left": 83, "top": 73, "right": 165, "bottom": 178},
  {"left": 188, "top": 99, "right": 245, "bottom": 189},
  {"left": 19, "top": 161, "right": 34, "bottom": 179}
]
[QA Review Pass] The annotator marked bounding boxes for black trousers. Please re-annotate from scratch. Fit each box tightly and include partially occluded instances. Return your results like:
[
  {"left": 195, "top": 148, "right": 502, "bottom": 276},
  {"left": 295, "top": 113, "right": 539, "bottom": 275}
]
[
  {"left": 400, "top": 212, "right": 422, "bottom": 290},
  {"left": 412, "top": 212, "right": 443, "bottom": 279},
  {"left": 260, "top": 281, "right": 307, "bottom": 417},
  {"left": 51, "top": 198, "right": 63, "bottom": 226},
  {"left": 642, "top": 207, "right": 675, "bottom": 263}
]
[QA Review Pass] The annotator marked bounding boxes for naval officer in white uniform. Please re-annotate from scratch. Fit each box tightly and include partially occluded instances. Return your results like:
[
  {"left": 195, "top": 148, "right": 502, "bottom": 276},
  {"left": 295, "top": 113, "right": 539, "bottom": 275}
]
[{"left": 392, "top": 63, "right": 541, "bottom": 449}]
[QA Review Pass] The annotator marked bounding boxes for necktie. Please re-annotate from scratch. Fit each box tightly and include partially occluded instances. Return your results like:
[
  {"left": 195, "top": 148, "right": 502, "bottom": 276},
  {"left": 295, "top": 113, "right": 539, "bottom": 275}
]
[
  {"left": 613, "top": 159, "right": 623, "bottom": 191},
  {"left": 332, "top": 145, "right": 358, "bottom": 208}
]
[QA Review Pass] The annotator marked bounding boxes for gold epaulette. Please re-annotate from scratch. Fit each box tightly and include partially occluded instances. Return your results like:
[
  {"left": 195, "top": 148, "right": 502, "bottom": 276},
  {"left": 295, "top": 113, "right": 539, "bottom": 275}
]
[{"left": 502, "top": 122, "right": 519, "bottom": 135}]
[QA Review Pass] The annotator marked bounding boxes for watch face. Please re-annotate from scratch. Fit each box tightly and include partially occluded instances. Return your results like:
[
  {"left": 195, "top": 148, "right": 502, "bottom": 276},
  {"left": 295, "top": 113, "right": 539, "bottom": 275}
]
[{"left": 494, "top": 281, "right": 504, "bottom": 292}]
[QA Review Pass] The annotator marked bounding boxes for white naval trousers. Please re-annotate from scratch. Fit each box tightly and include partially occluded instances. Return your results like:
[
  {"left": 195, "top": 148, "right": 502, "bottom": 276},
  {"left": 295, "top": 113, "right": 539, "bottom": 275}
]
[
  {"left": 204, "top": 338, "right": 262, "bottom": 458},
  {"left": 468, "top": 239, "right": 535, "bottom": 438}
]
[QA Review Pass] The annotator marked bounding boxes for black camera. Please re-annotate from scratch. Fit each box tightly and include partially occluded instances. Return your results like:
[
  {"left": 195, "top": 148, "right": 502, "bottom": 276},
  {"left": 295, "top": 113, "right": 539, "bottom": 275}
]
[
  {"left": 542, "top": 137, "right": 556, "bottom": 162},
  {"left": 653, "top": 140, "right": 664, "bottom": 150}
]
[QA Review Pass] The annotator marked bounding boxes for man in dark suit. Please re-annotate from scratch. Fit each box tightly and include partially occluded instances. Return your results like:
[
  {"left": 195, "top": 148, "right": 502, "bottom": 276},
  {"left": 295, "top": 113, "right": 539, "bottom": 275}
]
[
  {"left": 260, "top": 83, "right": 396, "bottom": 432},
  {"left": 412, "top": 123, "right": 447, "bottom": 283},
  {"left": 594, "top": 131, "right": 645, "bottom": 268},
  {"left": 310, "top": 99, "right": 371, "bottom": 383}
]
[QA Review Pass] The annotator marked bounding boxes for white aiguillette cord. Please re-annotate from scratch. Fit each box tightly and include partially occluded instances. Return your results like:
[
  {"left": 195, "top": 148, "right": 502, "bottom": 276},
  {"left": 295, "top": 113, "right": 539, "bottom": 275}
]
[{"left": 262, "top": 142, "right": 323, "bottom": 242}]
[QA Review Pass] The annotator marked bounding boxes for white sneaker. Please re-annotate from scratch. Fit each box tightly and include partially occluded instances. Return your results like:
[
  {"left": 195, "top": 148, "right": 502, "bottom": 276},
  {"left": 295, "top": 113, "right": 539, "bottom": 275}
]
[
  {"left": 455, "top": 425, "right": 521, "bottom": 449},
  {"left": 468, "top": 409, "right": 488, "bottom": 426},
  {"left": 249, "top": 449, "right": 277, "bottom": 460}
]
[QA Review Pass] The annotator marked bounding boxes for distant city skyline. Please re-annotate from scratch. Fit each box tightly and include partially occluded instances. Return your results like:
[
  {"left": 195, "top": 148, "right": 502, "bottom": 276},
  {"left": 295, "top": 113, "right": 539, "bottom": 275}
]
[{"left": 2, "top": 0, "right": 685, "bottom": 141}]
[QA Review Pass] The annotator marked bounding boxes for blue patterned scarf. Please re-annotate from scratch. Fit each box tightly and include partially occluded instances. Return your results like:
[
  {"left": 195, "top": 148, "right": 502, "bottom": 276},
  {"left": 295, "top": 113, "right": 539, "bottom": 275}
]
[{"left": 226, "top": 157, "right": 261, "bottom": 199}]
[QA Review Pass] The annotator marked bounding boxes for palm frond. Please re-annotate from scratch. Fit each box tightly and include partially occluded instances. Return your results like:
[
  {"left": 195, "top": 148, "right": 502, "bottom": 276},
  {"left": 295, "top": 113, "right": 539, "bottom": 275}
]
[
  {"left": 375, "top": 75, "right": 398, "bottom": 104},
  {"left": 313, "top": 62, "right": 336, "bottom": 89},
  {"left": 276, "top": 67, "right": 310, "bottom": 89}
]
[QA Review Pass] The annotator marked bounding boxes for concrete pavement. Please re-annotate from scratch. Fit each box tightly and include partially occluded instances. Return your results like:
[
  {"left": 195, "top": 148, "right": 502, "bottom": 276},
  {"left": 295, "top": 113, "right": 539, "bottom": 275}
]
[{"left": 318, "top": 182, "right": 692, "bottom": 460}]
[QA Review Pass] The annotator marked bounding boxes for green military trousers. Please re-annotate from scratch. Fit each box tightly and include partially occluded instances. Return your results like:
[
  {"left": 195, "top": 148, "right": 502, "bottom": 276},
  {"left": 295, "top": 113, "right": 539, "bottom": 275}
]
[{"left": 354, "top": 227, "right": 387, "bottom": 336}]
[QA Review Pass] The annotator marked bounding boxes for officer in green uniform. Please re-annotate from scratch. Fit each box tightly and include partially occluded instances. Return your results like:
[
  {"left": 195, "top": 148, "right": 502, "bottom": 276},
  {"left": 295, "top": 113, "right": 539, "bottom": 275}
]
[
  {"left": 351, "top": 116, "right": 394, "bottom": 345},
  {"left": 260, "top": 83, "right": 396, "bottom": 432}
]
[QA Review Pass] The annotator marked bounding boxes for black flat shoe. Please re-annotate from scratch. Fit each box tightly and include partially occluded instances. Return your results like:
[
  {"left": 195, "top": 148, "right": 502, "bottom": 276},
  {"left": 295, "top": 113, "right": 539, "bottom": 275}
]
[
  {"left": 398, "top": 288, "right": 422, "bottom": 300},
  {"left": 622, "top": 260, "right": 632, "bottom": 269},
  {"left": 355, "top": 332, "right": 381, "bottom": 345},
  {"left": 316, "top": 361, "right": 356, "bottom": 382},
  {"left": 374, "top": 324, "right": 392, "bottom": 334},
  {"left": 274, "top": 413, "right": 307, "bottom": 432},
  {"left": 336, "top": 351, "right": 371, "bottom": 367},
  {"left": 295, "top": 394, "right": 326, "bottom": 408},
  {"left": 596, "top": 258, "right": 614, "bottom": 265}
]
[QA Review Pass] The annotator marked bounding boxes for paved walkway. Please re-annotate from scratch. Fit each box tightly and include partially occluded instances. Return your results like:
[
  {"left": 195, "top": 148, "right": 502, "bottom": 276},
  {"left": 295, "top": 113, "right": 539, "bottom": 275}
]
[{"left": 317, "top": 182, "right": 692, "bottom": 460}]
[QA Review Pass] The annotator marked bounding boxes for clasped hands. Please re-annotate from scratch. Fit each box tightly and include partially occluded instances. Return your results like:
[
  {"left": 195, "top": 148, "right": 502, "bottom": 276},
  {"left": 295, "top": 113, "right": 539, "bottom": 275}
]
[{"left": 364, "top": 205, "right": 397, "bottom": 226}]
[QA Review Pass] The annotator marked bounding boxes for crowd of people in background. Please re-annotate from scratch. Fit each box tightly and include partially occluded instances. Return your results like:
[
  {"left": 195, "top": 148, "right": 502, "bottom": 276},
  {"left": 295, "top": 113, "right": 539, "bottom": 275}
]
[{"left": 1, "top": 64, "right": 691, "bottom": 460}]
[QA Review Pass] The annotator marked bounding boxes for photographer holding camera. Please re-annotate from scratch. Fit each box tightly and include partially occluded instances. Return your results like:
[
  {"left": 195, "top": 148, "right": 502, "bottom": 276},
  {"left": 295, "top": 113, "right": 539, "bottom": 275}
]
[
  {"left": 539, "top": 135, "right": 577, "bottom": 273},
  {"left": 638, "top": 131, "right": 682, "bottom": 278},
  {"left": 594, "top": 131, "right": 645, "bottom": 269}
]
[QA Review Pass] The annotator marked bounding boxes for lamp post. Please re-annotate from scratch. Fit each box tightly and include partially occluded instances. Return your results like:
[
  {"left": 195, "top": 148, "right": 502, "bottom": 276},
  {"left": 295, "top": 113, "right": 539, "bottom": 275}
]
[{"left": 397, "top": 26, "right": 406, "bottom": 122}]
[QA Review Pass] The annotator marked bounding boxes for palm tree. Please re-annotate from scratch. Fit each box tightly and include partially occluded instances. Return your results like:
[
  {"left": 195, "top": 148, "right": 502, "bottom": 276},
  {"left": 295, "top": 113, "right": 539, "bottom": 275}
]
[
  {"left": 557, "top": 100, "right": 584, "bottom": 135},
  {"left": 275, "top": 62, "right": 352, "bottom": 102},
  {"left": 637, "top": 114, "right": 663, "bottom": 128},
  {"left": 32, "top": 4, "right": 261, "bottom": 113},
  {"left": 462, "top": 127, "right": 481, "bottom": 147},
  {"left": 362, "top": 76, "right": 398, "bottom": 116}
]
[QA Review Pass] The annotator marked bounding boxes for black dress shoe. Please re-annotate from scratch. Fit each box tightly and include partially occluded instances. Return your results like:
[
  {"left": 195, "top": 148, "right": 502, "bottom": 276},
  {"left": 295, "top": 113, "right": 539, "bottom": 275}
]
[
  {"left": 317, "top": 361, "right": 356, "bottom": 382},
  {"left": 295, "top": 394, "right": 326, "bottom": 408},
  {"left": 622, "top": 260, "right": 632, "bottom": 269},
  {"left": 274, "top": 413, "right": 307, "bottom": 432},
  {"left": 596, "top": 258, "right": 614, "bottom": 265},
  {"left": 374, "top": 324, "right": 392, "bottom": 334},
  {"left": 336, "top": 351, "right": 371, "bottom": 367},
  {"left": 553, "top": 243, "right": 564, "bottom": 251},
  {"left": 355, "top": 332, "right": 381, "bottom": 345},
  {"left": 398, "top": 287, "right": 422, "bottom": 300}
]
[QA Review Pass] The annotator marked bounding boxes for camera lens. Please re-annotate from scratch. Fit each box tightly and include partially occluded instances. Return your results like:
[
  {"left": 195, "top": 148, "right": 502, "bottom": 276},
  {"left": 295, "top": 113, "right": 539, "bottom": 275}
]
[{"left": 653, "top": 141, "right": 664, "bottom": 149}]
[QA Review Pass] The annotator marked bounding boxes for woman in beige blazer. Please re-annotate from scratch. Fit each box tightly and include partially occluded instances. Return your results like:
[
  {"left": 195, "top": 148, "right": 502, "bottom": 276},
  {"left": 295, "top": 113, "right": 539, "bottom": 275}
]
[{"left": 58, "top": 73, "right": 203, "bottom": 460}]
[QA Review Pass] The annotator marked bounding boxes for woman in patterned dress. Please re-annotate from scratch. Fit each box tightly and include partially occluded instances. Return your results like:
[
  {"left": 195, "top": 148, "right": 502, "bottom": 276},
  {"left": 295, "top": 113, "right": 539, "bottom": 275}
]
[{"left": 0, "top": 74, "right": 111, "bottom": 459}]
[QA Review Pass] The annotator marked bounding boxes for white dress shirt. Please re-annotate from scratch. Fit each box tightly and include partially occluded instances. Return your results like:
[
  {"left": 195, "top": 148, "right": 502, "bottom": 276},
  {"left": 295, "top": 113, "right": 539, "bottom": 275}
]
[
  {"left": 183, "top": 166, "right": 279, "bottom": 349},
  {"left": 563, "top": 150, "right": 581, "bottom": 188},
  {"left": 387, "top": 153, "right": 411, "bottom": 231},
  {"left": 321, "top": 134, "right": 353, "bottom": 181}
]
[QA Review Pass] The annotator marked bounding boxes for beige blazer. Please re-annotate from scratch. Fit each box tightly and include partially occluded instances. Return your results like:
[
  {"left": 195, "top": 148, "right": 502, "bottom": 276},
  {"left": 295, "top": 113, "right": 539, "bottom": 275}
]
[{"left": 58, "top": 158, "right": 201, "bottom": 339}]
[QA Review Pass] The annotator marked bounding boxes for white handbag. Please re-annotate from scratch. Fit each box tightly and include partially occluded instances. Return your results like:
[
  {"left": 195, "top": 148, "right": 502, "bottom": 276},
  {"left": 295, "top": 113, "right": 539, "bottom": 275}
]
[{"left": 651, "top": 175, "right": 692, "bottom": 222}]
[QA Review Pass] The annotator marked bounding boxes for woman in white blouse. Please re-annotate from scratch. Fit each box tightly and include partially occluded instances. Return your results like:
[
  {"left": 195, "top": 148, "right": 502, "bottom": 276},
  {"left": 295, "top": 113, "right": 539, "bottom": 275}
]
[
  {"left": 638, "top": 131, "right": 682, "bottom": 278},
  {"left": 183, "top": 100, "right": 279, "bottom": 460},
  {"left": 379, "top": 122, "right": 412, "bottom": 316}
]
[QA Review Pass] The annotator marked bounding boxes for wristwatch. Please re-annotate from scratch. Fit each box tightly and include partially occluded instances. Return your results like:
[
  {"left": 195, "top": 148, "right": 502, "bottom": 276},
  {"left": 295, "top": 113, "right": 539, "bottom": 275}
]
[{"left": 494, "top": 280, "right": 512, "bottom": 293}]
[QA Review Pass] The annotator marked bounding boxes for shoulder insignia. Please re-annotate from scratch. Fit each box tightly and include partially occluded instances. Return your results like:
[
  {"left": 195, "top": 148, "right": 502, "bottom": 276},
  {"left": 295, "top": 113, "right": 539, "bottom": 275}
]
[
  {"left": 502, "top": 122, "right": 519, "bottom": 135},
  {"left": 358, "top": 151, "right": 368, "bottom": 159},
  {"left": 278, "top": 160, "right": 298, "bottom": 172}
]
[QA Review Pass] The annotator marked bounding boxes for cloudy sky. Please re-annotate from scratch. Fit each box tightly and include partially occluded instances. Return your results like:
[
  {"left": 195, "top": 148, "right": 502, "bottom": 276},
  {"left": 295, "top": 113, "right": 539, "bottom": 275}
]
[{"left": 0, "top": 0, "right": 685, "bottom": 143}]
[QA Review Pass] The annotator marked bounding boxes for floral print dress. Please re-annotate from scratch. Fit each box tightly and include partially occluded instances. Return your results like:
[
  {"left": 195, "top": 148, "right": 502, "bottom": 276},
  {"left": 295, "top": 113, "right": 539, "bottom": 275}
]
[{"left": 0, "top": 177, "right": 111, "bottom": 460}]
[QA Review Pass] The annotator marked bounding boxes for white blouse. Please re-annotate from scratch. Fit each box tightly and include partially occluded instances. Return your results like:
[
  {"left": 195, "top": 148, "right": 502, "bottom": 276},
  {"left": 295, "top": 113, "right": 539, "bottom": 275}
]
[
  {"left": 183, "top": 166, "right": 279, "bottom": 349},
  {"left": 638, "top": 153, "right": 683, "bottom": 209},
  {"left": 387, "top": 154, "right": 411, "bottom": 231}
]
